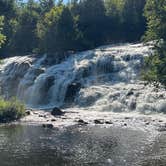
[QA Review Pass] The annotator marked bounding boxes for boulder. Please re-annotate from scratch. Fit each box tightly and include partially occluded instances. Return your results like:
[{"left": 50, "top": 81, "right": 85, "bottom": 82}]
[
  {"left": 105, "top": 120, "right": 113, "bottom": 124},
  {"left": 77, "top": 119, "right": 88, "bottom": 125},
  {"left": 51, "top": 107, "right": 65, "bottom": 116},
  {"left": 25, "top": 110, "right": 32, "bottom": 115},
  {"left": 94, "top": 119, "right": 104, "bottom": 124},
  {"left": 65, "top": 82, "right": 81, "bottom": 102},
  {"left": 42, "top": 124, "right": 54, "bottom": 129},
  {"left": 126, "top": 90, "right": 134, "bottom": 96}
]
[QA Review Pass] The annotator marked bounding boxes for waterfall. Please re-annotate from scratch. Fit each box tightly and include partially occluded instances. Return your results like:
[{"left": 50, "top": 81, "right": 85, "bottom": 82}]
[{"left": 0, "top": 43, "right": 166, "bottom": 113}]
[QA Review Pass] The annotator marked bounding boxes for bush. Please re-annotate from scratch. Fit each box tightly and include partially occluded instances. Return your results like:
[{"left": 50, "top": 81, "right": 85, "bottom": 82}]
[{"left": 0, "top": 98, "right": 25, "bottom": 123}]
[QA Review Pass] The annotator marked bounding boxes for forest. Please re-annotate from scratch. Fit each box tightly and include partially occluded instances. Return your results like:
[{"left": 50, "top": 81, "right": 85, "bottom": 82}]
[{"left": 0, "top": 0, "right": 165, "bottom": 85}]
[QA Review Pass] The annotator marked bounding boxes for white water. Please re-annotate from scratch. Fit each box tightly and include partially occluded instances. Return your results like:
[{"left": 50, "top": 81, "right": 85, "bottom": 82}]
[{"left": 0, "top": 43, "right": 166, "bottom": 113}]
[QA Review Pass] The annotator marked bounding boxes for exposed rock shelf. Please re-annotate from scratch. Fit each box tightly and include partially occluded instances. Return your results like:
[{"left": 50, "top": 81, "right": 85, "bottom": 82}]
[{"left": 21, "top": 108, "right": 166, "bottom": 133}]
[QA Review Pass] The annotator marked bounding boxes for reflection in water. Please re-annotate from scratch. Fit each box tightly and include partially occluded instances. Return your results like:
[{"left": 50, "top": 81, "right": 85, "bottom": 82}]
[{"left": 0, "top": 125, "right": 166, "bottom": 166}]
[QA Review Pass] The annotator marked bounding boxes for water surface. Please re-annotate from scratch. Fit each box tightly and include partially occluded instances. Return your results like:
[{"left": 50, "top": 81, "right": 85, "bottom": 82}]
[{"left": 0, "top": 125, "right": 166, "bottom": 166}]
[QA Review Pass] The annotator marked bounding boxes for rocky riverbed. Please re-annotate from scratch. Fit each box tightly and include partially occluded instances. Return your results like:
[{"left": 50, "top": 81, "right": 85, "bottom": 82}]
[{"left": 20, "top": 108, "right": 166, "bottom": 133}]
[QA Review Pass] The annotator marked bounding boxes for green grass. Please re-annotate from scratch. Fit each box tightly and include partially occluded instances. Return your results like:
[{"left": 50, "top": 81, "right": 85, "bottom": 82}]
[{"left": 0, "top": 98, "right": 25, "bottom": 123}]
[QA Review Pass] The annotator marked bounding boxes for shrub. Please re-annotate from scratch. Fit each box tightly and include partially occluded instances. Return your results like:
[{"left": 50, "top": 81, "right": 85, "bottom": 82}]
[{"left": 0, "top": 98, "right": 25, "bottom": 123}]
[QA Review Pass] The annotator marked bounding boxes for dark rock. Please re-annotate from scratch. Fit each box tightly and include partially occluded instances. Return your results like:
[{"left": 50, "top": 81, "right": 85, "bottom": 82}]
[
  {"left": 158, "top": 124, "right": 166, "bottom": 132},
  {"left": 51, "top": 107, "right": 65, "bottom": 116},
  {"left": 77, "top": 119, "right": 88, "bottom": 125},
  {"left": 145, "top": 122, "right": 150, "bottom": 125},
  {"left": 105, "top": 121, "right": 113, "bottom": 124},
  {"left": 65, "top": 82, "right": 81, "bottom": 102},
  {"left": 25, "top": 110, "right": 31, "bottom": 115},
  {"left": 126, "top": 90, "right": 134, "bottom": 96},
  {"left": 42, "top": 124, "right": 54, "bottom": 129},
  {"left": 124, "top": 117, "right": 131, "bottom": 120},
  {"left": 94, "top": 119, "right": 104, "bottom": 124},
  {"left": 124, "top": 123, "right": 127, "bottom": 126},
  {"left": 129, "top": 101, "right": 137, "bottom": 110},
  {"left": 51, "top": 119, "right": 56, "bottom": 122}
]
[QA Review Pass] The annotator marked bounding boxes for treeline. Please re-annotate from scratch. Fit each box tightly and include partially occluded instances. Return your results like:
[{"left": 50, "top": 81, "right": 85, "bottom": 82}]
[{"left": 0, "top": 0, "right": 146, "bottom": 56}]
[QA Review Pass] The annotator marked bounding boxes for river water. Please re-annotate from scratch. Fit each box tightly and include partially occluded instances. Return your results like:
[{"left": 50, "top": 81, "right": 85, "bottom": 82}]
[{"left": 0, "top": 124, "right": 166, "bottom": 166}]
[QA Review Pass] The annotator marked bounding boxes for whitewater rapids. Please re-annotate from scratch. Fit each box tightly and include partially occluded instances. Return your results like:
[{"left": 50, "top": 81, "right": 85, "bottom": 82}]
[{"left": 0, "top": 42, "right": 165, "bottom": 114}]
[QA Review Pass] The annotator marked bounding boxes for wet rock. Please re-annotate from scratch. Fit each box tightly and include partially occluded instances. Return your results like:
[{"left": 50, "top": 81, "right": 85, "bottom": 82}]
[
  {"left": 124, "top": 123, "right": 127, "bottom": 126},
  {"left": 25, "top": 110, "right": 31, "bottom": 115},
  {"left": 105, "top": 121, "right": 113, "bottom": 124},
  {"left": 42, "top": 124, "right": 54, "bottom": 129},
  {"left": 124, "top": 117, "right": 131, "bottom": 120},
  {"left": 51, "top": 119, "right": 56, "bottom": 122},
  {"left": 94, "top": 119, "right": 104, "bottom": 124},
  {"left": 129, "top": 99, "right": 137, "bottom": 110},
  {"left": 77, "top": 119, "right": 88, "bottom": 125},
  {"left": 158, "top": 125, "right": 166, "bottom": 132},
  {"left": 126, "top": 90, "right": 134, "bottom": 96},
  {"left": 145, "top": 122, "right": 150, "bottom": 125},
  {"left": 51, "top": 107, "right": 65, "bottom": 116},
  {"left": 65, "top": 82, "right": 81, "bottom": 102}
]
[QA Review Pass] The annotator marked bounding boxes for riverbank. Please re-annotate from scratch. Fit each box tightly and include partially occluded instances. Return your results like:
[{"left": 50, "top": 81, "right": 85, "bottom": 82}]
[{"left": 19, "top": 108, "right": 166, "bottom": 133}]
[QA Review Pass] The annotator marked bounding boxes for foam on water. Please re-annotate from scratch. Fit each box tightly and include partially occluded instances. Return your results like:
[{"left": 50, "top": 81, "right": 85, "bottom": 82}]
[{"left": 0, "top": 43, "right": 165, "bottom": 113}]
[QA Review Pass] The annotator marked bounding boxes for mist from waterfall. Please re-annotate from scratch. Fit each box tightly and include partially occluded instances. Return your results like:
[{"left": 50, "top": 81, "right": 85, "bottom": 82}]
[{"left": 0, "top": 43, "right": 166, "bottom": 113}]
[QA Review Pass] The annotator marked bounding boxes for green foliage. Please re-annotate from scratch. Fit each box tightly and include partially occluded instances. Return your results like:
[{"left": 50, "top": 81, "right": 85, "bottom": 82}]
[
  {"left": 37, "top": 5, "right": 78, "bottom": 53},
  {"left": 39, "top": 0, "right": 54, "bottom": 14},
  {"left": 143, "top": 0, "right": 166, "bottom": 86},
  {"left": 105, "top": 0, "right": 146, "bottom": 42},
  {"left": 10, "top": 1, "right": 40, "bottom": 54},
  {"left": 76, "top": 0, "right": 106, "bottom": 48},
  {"left": 0, "top": 98, "right": 25, "bottom": 123},
  {"left": 0, "top": 16, "right": 6, "bottom": 48},
  {"left": 0, "top": 0, "right": 147, "bottom": 56}
]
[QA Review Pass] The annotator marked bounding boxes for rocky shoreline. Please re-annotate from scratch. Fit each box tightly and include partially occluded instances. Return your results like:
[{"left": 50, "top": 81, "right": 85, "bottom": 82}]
[{"left": 19, "top": 108, "right": 166, "bottom": 134}]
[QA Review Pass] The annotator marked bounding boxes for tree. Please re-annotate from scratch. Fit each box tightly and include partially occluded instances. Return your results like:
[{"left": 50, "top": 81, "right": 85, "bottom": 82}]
[
  {"left": 10, "top": 0, "right": 40, "bottom": 54},
  {"left": 75, "top": 0, "right": 106, "bottom": 49},
  {"left": 39, "top": 0, "right": 55, "bottom": 14},
  {"left": 0, "top": 16, "right": 6, "bottom": 48},
  {"left": 0, "top": 0, "right": 17, "bottom": 55},
  {"left": 143, "top": 0, "right": 166, "bottom": 85},
  {"left": 123, "top": 0, "right": 146, "bottom": 41},
  {"left": 37, "top": 5, "right": 78, "bottom": 54}
]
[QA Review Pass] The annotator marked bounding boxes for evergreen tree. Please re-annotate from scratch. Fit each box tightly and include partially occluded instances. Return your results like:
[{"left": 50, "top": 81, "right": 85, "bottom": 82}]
[
  {"left": 0, "top": 16, "right": 6, "bottom": 48},
  {"left": 77, "top": 0, "right": 106, "bottom": 48},
  {"left": 143, "top": 0, "right": 166, "bottom": 85},
  {"left": 37, "top": 5, "right": 77, "bottom": 54},
  {"left": 10, "top": 0, "right": 40, "bottom": 54}
]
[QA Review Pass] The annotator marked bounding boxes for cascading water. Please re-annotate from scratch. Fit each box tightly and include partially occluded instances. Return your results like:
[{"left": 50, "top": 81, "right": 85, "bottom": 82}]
[{"left": 0, "top": 43, "right": 165, "bottom": 113}]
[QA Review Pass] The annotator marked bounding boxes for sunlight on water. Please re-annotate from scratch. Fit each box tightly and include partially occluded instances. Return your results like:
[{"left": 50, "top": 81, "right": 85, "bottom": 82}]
[
  {"left": 0, "top": 125, "right": 165, "bottom": 166},
  {"left": 0, "top": 43, "right": 165, "bottom": 114}
]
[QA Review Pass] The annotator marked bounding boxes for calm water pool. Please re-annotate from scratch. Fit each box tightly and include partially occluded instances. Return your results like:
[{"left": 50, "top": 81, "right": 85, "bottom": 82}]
[{"left": 0, "top": 125, "right": 166, "bottom": 166}]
